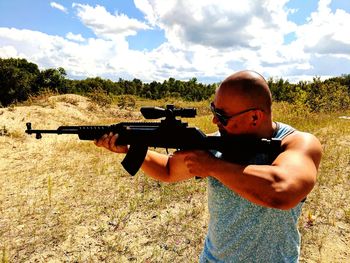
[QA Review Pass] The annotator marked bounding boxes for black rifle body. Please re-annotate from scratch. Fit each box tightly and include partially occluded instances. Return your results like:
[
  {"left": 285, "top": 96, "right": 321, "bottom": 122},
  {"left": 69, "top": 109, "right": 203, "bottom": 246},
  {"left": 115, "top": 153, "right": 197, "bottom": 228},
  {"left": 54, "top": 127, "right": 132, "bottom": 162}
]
[{"left": 25, "top": 105, "right": 282, "bottom": 175}]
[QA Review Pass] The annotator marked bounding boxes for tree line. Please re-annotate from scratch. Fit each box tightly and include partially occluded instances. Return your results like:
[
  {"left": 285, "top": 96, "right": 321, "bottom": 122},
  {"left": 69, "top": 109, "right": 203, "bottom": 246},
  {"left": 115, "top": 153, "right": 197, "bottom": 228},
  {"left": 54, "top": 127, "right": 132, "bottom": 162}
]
[
  {"left": 0, "top": 58, "right": 216, "bottom": 107},
  {"left": 0, "top": 58, "right": 349, "bottom": 112}
]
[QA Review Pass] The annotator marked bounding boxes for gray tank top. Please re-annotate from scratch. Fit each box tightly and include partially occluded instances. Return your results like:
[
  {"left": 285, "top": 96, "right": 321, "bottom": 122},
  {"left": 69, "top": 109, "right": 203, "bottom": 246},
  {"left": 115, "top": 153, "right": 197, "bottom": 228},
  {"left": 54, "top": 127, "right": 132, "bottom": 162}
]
[{"left": 200, "top": 122, "right": 302, "bottom": 263}]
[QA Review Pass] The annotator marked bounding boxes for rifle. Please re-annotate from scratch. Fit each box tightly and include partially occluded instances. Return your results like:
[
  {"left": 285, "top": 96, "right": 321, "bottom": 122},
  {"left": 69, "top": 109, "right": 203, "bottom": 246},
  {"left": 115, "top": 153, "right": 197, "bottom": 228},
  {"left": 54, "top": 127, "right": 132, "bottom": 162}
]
[{"left": 25, "top": 105, "right": 281, "bottom": 176}]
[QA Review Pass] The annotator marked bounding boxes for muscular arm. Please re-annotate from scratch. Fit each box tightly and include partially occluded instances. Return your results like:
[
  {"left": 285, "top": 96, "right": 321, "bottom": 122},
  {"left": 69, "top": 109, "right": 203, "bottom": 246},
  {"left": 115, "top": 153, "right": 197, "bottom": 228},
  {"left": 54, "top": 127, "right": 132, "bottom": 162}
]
[
  {"left": 178, "top": 132, "right": 322, "bottom": 210},
  {"left": 94, "top": 133, "right": 194, "bottom": 182},
  {"left": 140, "top": 150, "right": 195, "bottom": 182},
  {"left": 94, "top": 131, "right": 322, "bottom": 209}
]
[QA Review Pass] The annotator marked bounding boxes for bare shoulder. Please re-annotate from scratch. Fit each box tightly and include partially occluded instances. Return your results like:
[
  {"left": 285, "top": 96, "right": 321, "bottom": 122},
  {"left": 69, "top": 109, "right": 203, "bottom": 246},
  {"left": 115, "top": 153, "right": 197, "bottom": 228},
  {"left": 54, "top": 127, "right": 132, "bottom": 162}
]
[
  {"left": 283, "top": 131, "right": 321, "bottom": 149},
  {"left": 282, "top": 131, "right": 323, "bottom": 166}
]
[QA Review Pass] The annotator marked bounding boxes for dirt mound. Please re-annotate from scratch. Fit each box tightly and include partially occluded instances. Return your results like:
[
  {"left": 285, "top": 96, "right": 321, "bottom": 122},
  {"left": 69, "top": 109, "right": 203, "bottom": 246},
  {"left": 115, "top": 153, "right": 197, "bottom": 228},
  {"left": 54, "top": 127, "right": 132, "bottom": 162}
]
[{"left": 0, "top": 94, "right": 142, "bottom": 140}]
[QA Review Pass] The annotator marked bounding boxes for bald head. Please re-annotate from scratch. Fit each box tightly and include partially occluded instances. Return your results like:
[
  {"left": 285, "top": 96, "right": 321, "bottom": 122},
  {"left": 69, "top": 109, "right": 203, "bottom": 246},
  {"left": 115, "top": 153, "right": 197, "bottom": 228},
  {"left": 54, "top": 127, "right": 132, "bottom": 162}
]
[{"left": 217, "top": 70, "right": 272, "bottom": 113}]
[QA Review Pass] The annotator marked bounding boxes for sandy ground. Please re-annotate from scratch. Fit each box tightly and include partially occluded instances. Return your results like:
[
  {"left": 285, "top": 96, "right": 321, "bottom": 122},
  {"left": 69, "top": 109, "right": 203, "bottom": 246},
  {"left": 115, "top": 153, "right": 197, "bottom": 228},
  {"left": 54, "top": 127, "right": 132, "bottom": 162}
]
[
  {"left": 0, "top": 95, "right": 207, "bottom": 262},
  {"left": 0, "top": 94, "right": 349, "bottom": 262}
]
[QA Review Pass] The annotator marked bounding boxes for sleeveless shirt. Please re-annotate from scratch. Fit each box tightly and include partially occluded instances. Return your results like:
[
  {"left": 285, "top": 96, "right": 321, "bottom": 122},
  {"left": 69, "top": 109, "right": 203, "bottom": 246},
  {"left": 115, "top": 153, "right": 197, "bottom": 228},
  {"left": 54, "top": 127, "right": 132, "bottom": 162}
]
[{"left": 200, "top": 122, "right": 302, "bottom": 263}]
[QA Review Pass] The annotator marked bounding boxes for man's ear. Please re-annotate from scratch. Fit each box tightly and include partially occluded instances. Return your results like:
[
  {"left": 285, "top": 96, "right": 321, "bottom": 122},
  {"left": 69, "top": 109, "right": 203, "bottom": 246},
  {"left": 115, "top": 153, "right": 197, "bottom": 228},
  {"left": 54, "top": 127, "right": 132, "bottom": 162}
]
[{"left": 251, "top": 110, "right": 262, "bottom": 127}]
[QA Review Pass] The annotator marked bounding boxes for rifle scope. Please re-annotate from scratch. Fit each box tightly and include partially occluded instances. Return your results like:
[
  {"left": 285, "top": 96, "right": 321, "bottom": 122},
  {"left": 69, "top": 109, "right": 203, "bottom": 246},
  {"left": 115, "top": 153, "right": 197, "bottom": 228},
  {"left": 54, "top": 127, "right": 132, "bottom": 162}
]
[{"left": 141, "top": 105, "right": 196, "bottom": 119}]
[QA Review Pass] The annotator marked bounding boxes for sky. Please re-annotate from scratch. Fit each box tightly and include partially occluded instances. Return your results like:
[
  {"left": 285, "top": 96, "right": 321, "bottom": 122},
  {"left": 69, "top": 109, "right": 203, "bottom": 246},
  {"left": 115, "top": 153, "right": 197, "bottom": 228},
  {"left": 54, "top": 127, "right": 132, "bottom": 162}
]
[{"left": 0, "top": 0, "right": 350, "bottom": 84}]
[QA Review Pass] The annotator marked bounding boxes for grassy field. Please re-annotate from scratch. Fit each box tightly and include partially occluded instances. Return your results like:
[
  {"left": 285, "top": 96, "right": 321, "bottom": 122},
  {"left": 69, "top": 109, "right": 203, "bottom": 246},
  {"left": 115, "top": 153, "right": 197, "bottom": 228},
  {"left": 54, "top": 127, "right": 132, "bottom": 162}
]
[{"left": 0, "top": 94, "right": 349, "bottom": 262}]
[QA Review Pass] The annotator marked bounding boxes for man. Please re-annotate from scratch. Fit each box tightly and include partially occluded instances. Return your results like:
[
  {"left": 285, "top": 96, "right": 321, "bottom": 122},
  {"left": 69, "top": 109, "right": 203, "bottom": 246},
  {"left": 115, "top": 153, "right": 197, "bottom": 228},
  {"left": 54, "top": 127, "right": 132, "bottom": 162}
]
[{"left": 95, "top": 70, "right": 322, "bottom": 262}]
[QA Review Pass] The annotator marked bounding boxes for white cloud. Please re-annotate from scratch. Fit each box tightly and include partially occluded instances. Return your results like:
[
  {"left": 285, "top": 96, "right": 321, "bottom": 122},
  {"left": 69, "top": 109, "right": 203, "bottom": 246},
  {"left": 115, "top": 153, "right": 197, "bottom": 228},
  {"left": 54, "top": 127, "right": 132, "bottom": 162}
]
[
  {"left": 66, "top": 32, "right": 85, "bottom": 42},
  {"left": 50, "top": 2, "right": 68, "bottom": 14},
  {"left": 0, "top": 27, "right": 158, "bottom": 81},
  {"left": 72, "top": 3, "right": 151, "bottom": 39},
  {"left": 0, "top": 45, "right": 19, "bottom": 58},
  {"left": 135, "top": 0, "right": 294, "bottom": 49},
  {"left": 1, "top": 0, "right": 350, "bottom": 83},
  {"left": 298, "top": 6, "right": 350, "bottom": 57},
  {"left": 278, "top": 0, "right": 350, "bottom": 80},
  {"left": 132, "top": 0, "right": 309, "bottom": 80}
]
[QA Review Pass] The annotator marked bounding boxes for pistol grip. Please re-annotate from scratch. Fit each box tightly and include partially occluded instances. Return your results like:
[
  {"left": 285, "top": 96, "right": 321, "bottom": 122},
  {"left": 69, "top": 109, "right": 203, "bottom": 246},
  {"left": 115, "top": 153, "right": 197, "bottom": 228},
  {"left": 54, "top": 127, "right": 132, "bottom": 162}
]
[{"left": 121, "top": 145, "right": 148, "bottom": 176}]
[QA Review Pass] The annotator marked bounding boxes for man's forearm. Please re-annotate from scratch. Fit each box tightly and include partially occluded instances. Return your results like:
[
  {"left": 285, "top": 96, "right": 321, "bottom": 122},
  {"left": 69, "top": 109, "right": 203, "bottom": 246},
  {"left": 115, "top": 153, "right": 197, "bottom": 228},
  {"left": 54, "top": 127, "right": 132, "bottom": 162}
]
[
  {"left": 141, "top": 150, "right": 195, "bottom": 183},
  {"left": 140, "top": 150, "right": 170, "bottom": 182},
  {"left": 208, "top": 159, "right": 302, "bottom": 209}
]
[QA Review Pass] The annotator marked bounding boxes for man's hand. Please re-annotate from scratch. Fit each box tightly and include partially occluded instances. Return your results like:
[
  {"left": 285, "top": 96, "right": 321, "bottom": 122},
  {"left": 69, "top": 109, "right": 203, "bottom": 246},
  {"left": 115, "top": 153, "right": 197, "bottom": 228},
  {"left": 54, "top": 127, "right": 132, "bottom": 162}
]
[
  {"left": 173, "top": 150, "right": 217, "bottom": 178},
  {"left": 94, "top": 132, "right": 128, "bottom": 153}
]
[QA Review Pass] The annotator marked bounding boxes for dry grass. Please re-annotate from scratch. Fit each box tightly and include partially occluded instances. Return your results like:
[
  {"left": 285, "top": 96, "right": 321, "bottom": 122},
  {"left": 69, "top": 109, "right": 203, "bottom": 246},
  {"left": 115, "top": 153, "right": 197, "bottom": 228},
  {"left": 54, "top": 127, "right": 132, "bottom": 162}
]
[
  {"left": 273, "top": 102, "right": 350, "bottom": 263},
  {"left": 0, "top": 95, "right": 349, "bottom": 262}
]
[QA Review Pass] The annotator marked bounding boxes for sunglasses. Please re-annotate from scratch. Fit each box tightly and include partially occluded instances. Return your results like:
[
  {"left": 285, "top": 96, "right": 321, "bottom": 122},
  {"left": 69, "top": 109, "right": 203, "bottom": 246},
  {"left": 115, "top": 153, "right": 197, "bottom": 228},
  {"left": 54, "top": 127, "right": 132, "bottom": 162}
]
[{"left": 210, "top": 102, "right": 260, "bottom": 126}]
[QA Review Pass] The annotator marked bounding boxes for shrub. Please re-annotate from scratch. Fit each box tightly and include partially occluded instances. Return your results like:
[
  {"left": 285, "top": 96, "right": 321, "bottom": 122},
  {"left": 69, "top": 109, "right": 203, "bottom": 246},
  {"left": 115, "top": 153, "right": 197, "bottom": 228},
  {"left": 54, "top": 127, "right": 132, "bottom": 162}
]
[
  {"left": 87, "top": 88, "right": 113, "bottom": 107},
  {"left": 305, "top": 79, "right": 350, "bottom": 113},
  {"left": 116, "top": 95, "right": 136, "bottom": 109}
]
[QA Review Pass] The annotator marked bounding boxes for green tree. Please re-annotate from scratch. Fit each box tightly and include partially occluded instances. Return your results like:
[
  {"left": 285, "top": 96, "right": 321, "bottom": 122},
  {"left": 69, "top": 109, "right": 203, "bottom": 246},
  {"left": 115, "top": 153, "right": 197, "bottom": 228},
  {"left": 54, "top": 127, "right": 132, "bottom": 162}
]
[
  {"left": 37, "top": 67, "right": 67, "bottom": 93},
  {"left": 0, "top": 58, "right": 40, "bottom": 106}
]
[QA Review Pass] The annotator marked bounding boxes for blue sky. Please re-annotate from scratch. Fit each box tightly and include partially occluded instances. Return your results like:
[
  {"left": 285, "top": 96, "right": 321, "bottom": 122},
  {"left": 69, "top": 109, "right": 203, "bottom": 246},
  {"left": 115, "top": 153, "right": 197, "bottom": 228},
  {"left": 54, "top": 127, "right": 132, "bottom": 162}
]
[{"left": 0, "top": 0, "right": 349, "bottom": 83}]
